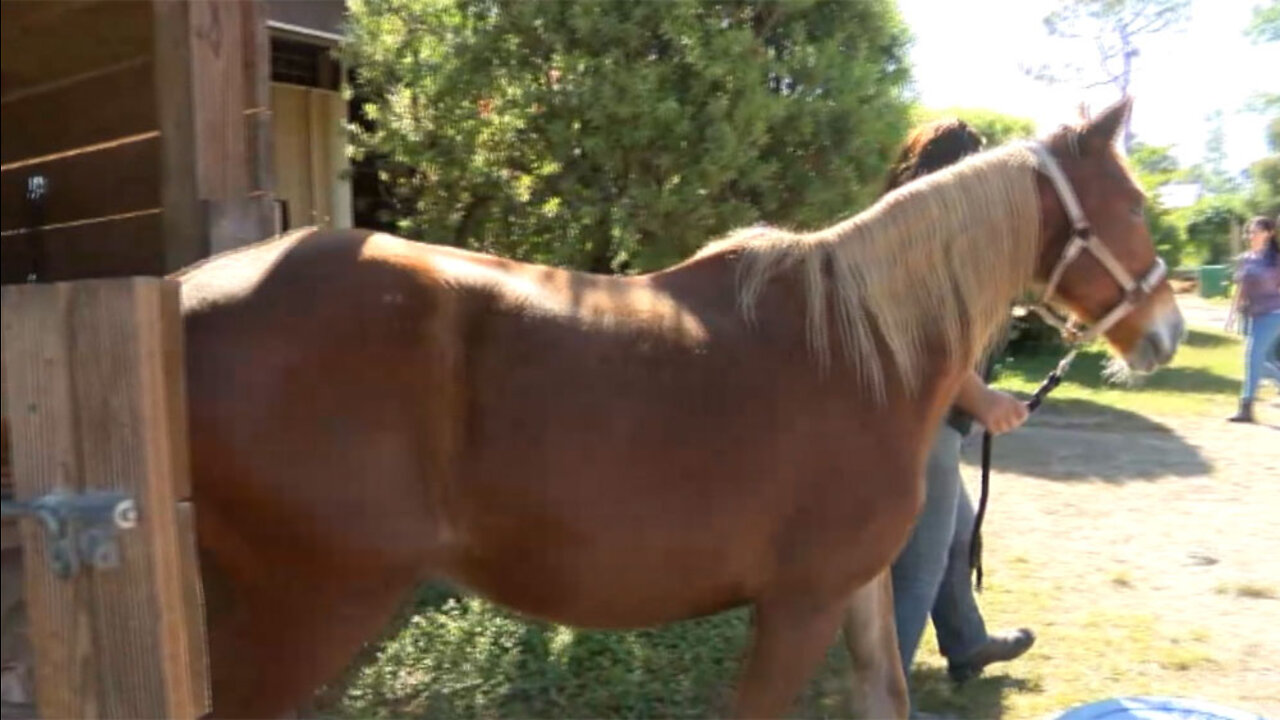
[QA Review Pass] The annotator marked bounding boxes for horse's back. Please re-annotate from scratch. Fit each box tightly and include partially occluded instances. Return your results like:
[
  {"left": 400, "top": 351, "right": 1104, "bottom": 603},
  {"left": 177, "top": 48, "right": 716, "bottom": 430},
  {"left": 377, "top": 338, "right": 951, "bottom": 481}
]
[{"left": 178, "top": 229, "right": 493, "bottom": 568}]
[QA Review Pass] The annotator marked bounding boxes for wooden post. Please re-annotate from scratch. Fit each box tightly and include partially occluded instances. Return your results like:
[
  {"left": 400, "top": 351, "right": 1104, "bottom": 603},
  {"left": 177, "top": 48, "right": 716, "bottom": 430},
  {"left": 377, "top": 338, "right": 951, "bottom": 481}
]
[
  {"left": 154, "top": 0, "right": 273, "bottom": 270},
  {"left": 1, "top": 278, "right": 209, "bottom": 720}
]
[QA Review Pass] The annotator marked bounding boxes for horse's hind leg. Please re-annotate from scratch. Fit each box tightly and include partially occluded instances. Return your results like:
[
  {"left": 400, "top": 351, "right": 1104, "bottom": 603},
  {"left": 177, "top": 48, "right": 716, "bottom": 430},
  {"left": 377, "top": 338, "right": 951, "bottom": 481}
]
[
  {"left": 843, "top": 570, "right": 909, "bottom": 719},
  {"left": 731, "top": 596, "right": 846, "bottom": 719}
]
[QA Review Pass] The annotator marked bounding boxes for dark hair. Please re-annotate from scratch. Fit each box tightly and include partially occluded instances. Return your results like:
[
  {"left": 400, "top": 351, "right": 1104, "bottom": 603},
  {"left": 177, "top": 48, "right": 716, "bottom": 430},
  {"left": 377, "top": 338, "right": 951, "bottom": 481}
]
[
  {"left": 1251, "top": 216, "right": 1278, "bottom": 267},
  {"left": 882, "top": 119, "right": 985, "bottom": 195}
]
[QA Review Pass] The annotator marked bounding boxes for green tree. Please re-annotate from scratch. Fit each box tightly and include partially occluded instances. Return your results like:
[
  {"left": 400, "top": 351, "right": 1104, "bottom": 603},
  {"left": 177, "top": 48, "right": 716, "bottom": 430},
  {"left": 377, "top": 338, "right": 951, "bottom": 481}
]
[
  {"left": 1025, "top": 0, "right": 1190, "bottom": 152},
  {"left": 344, "top": 0, "right": 913, "bottom": 273},
  {"left": 1129, "top": 142, "right": 1181, "bottom": 183},
  {"left": 911, "top": 106, "right": 1037, "bottom": 147},
  {"left": 1189, "top": 110, "right": 1242, "bottom": 194},
  {"left": 1180, "top": 197, "right": 1247, "bottom": 264},
  {"left": 1244, "top": 4, "right": 1280, "bottom": 217},
  {"left": 1128, "top": 142, "right": 1187, "bottom": 266},
  {"left": 1246, "top": 0, "right": 1280, "bottom": 42},
  {"left": 1246, "top": 117, "right": 1280, "bottom": 218}
]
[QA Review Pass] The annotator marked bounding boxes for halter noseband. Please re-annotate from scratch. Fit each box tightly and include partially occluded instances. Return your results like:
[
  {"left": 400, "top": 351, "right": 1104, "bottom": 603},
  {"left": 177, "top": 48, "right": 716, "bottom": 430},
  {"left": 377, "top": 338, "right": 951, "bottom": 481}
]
[{"left": 1024, "top": 141, "right": 1167, "bottom": 345}]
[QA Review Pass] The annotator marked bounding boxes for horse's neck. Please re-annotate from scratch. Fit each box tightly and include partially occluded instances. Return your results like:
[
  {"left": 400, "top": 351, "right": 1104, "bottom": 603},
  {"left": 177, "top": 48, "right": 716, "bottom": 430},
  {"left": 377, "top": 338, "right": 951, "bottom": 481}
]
[{"left": 813, "top": 162, "right": 1042, "bottom": 394}]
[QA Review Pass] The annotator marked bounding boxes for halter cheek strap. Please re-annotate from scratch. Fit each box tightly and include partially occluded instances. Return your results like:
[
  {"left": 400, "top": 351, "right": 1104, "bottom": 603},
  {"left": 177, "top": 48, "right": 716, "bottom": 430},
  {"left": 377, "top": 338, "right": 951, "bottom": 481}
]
[
  {"left": 972, "top": 140, "right": 1168, "bottom": 592},
  {"left": 1024, "top": 141, "right": 1167, "bottom": 345}
]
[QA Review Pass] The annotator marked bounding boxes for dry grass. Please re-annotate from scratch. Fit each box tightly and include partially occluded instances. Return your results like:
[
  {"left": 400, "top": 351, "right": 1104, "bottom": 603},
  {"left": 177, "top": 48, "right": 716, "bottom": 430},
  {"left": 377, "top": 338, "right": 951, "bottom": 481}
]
[{"left": 1215, "top": 581, "right": 1279, "bottom": 600}]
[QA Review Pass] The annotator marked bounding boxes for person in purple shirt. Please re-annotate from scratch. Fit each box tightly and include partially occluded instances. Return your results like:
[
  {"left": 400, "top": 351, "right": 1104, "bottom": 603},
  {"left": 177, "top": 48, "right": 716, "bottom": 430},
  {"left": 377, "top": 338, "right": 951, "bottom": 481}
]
[{"left": 1228, "top": 216, "right": 1280, "bottom": 423}]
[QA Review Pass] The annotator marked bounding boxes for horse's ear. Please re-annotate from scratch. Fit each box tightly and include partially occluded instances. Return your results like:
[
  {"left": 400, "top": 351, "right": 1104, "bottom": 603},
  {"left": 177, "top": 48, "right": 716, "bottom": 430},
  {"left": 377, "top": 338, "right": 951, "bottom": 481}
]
[{"left": 1081, "top": 96, "right": 1131, "bottom": 150}]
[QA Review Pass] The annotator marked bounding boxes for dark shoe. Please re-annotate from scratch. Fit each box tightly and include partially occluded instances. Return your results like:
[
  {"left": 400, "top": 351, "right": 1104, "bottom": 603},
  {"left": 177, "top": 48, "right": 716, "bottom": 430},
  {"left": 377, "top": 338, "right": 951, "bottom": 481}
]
[
  {"left": 1227, "top": 398, "right": 1255, "bottom": 423},
  {"left": 946, "top": 628, "right": 1036, "bottom": 682}
]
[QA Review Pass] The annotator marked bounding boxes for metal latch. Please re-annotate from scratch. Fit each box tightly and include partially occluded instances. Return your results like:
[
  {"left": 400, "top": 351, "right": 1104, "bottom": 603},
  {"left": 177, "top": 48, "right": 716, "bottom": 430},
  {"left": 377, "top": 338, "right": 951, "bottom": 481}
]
[{"left": 1, "top": 491, "right": 138, "bottom": 578}]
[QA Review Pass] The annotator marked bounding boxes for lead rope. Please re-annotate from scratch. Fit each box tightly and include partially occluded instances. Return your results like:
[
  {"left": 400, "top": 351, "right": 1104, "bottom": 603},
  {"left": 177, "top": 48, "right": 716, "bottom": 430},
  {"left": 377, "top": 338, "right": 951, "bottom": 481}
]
[{"left": 969, "top": 347, "right": 1078, "bottom": 591}]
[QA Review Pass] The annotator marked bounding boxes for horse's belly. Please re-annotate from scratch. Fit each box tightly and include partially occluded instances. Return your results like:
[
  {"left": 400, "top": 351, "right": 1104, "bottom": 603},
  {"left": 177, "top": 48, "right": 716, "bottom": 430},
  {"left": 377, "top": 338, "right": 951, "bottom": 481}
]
[
  {"left": 441, "top": 528, "right": 763, "bottom": 628},
  {"left": 439, "top": 445, "right": 919, "bottom": 630}
]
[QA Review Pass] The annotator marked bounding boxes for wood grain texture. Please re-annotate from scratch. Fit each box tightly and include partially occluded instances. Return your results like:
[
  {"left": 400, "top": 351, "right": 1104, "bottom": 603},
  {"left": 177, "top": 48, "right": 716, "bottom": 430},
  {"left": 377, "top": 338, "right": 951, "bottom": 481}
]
[
  {"left": 0, "top": 135, "right": 162, "bottom": 233},
  {"left": 1, "top": 2, "right": 153, "bottom": 99},
  {"left": 1, "top": 279, "right": 209, "bottom": 719},
  {"left": 153, "top": 0, "right": 206, "bottom": 273},
  {"left": 244, "top": 0, "right": 275, "bottom": 195},
  {"left": 0, "top": 211, "right": 165, "bottom": 285},
  {"left": 189, "top": 0, "right": 248, "bottom": 201},
  {"left": 0, "top": 57, "right": 157, "bottom": 166}
]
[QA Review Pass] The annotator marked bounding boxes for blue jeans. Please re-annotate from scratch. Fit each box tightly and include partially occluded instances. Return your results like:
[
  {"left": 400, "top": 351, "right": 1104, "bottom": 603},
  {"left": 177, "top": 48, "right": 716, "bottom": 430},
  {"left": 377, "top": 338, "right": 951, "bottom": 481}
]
[
  {"left": 1242, "top": 310, "right": 1280, "bottom": 400},
  {"left": 891, "top": 424, "right": 989, "bottom": 679}
]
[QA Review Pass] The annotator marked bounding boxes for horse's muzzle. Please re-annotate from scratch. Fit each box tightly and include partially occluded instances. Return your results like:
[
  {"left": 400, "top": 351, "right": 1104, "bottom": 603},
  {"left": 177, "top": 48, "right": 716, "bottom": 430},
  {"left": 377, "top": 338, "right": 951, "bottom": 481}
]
[{"left": 1127, "top": 306, "right": 1186, "bottom": 373}]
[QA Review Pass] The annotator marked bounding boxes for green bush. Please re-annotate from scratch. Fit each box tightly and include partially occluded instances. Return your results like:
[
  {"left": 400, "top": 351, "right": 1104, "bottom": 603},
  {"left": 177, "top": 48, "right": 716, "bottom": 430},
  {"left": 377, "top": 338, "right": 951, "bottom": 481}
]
[
  {"left": 1180, "top": 198, "right": 1246, "bottom": 265},
  {"left": 345, "top": 0, "right": 914, "bottom": 272}
]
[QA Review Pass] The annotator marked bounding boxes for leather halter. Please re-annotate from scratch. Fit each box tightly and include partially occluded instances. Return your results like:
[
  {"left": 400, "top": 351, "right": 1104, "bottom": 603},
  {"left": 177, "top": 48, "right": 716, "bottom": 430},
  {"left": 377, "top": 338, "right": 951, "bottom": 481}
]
[{"left": 1024, "top": 141, "right": 1167, "bottom": 345}]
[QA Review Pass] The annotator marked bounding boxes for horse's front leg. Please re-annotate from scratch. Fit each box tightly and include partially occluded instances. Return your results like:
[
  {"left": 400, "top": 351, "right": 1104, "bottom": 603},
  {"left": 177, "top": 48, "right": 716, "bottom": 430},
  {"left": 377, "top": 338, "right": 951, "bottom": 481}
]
[
  {"left": 731, "top": 594, "right": 846, "bottom": 719},
  {"left": 843, "top": 569, "right": 909, "bottom": 719}
]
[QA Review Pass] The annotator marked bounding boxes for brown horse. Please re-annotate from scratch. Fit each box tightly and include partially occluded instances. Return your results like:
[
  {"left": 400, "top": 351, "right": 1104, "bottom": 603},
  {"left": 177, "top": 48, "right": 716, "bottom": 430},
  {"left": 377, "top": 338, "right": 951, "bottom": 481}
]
[{"left": 175, "top": 97, "right": 1182, "bottom": 719}]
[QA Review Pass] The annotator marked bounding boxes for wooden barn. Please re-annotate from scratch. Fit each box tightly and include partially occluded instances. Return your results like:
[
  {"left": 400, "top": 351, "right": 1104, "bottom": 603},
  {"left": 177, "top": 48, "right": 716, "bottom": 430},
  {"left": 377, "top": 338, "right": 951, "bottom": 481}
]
[
  {"left": 0, "top": 0, "right": 352, "bottom": 286},
  {"left": 2, "top": 2, "right": 352, "bottom": 716}
]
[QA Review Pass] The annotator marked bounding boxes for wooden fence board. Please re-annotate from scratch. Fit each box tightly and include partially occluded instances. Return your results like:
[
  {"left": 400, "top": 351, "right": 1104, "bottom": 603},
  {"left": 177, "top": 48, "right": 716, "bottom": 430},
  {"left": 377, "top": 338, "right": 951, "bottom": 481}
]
[{"left": 0, "top": 278, "right": 209, "bottom": 719}]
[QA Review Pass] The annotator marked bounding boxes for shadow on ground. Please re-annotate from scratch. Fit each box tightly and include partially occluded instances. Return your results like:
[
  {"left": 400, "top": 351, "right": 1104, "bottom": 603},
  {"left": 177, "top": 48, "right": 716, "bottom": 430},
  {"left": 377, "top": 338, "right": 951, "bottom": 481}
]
[
  {"left": 960, "top": 397, "right": 1213, "bottom": 482},
  {"left": 911, "top": 665, "right": 1042, "bottom": 720}
]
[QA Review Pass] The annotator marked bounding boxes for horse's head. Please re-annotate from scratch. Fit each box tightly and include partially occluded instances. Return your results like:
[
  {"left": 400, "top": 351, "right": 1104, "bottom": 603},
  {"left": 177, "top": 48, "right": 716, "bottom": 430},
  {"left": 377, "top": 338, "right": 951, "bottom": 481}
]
[{"left": 1031, "top": 96, "right": 1184, "bottom": 373}]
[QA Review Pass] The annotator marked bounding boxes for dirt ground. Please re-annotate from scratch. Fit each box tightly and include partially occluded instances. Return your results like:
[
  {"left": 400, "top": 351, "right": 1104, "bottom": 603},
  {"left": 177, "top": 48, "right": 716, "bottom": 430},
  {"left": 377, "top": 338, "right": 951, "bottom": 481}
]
[{"left": 955, "top": 327, "right": 1280, "bottom": 716}]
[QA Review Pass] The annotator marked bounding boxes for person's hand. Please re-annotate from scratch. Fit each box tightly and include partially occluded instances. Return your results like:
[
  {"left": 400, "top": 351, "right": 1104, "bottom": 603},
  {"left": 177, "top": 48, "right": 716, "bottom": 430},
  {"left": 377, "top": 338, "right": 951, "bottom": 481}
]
[{"left": 976, "top": 388, "right": 1028, "bottom": 435}]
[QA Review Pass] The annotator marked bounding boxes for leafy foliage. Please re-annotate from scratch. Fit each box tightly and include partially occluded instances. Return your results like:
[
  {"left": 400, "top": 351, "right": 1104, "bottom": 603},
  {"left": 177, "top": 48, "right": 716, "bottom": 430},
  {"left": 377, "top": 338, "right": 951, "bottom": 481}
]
[
  {"left": 1126, "top": 142, "right": 1188, "bottom": 267},
  {"left": 321, "top": 589, "right": 856, "bottom": 719},
  {"left": 1246, "top": 105, "right": 1280, "bottom": 219},
  {"left": 1247, "top": 155, "right": 1280, "bottom": 219},
  {"left": 344, "top": 0, "right": 914, "bottom": 273},
  {"left": 1180, "top": 197, "right": 1247, "bottom": 265},
  {"left": 1246, "top": 0, "right": 1280, "bottom": 43}
]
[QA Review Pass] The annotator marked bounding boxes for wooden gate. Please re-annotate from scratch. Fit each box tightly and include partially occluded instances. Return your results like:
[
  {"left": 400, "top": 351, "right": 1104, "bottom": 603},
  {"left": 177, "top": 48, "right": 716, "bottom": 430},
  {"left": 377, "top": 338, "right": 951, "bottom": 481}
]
[{"left": 2, "top": 278, "right": 209, "bottom": 719}]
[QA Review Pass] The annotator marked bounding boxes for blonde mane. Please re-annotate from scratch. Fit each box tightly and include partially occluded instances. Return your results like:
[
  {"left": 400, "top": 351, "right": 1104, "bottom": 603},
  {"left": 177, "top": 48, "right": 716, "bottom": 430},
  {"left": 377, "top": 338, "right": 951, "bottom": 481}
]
[{"left": 698, "top": 144, "right": 1044, "bottom": 400}]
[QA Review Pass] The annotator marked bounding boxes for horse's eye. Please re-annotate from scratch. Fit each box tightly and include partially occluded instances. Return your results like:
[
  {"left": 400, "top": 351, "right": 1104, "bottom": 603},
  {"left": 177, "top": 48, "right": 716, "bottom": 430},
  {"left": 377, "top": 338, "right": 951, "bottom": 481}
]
[{"left": 1131, "top": 202, "right": 1145, "bottom": 221}]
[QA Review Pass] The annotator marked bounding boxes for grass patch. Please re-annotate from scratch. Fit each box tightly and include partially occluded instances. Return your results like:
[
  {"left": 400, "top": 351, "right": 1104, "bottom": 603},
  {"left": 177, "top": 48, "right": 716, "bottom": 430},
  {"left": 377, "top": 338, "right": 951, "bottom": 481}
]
[
  {"left": 1214, "top": 581, "right": 1279, "bottom": 600},
  {"left": 992, "top": 328, "right": 1245, "bottom": 417},
  {"left": 318, "top": 563, "right": 1227, "bottom": 720},
  {"left": 321, "top": 593, "right": 802, "bottom": 720}
]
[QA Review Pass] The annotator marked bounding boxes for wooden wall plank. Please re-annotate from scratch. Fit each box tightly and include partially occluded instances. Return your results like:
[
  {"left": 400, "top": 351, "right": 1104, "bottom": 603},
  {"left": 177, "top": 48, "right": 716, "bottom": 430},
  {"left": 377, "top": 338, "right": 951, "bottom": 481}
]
[
  {"left": 153, "top": 0, "right": 205, "bottom": 273},
  {"left": 175, "top": 502, "right": 210, "bottom": 714},
  {"left": 244, "top": 0, "right": 274, "bottom": 195},
  {"left": 1, "top": 58, "right": 157, "bottom": 165},
  {"left": 155, "top": 0, "right": 270, "bottom": 271},
  {"left": 1, "top": 212, "right": 165, "bottom": 284},
  {"left": 0, "top": 136, "right": 162, "bottom": 232},
  {"left": 0, "top": 1, "right": 153, "bottom": 98},
  {"left": 0, "top": 279, "right": 209, "bottom": 719},
  {"left": 189, "top": 0, "right": 248, "bottom": 201},
  {"left": 132, "top": 280, "right": 206, "bottom": 719}
]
